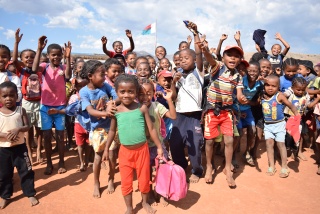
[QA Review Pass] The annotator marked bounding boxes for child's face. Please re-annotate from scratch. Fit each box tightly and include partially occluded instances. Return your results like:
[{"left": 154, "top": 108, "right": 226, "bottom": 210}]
[
  {"left": 158, "top": 75, "right": 172, "bottom": 89},
  {"left": 179, "top": 50, "right": 195, "bottom": 71},
  {"left": 284, "top": 65, "right": 298, "bottom": 79},
  {"left": 298, "top": 65, "right": 310, "bottom": 77},
  {"left": 90, "top": 65, "right": 106, "bottom": 88},
  {"left": 292, "top": 83, "right": 306, "bottom": 97},
  {"left": 315, "top": 66, "right": 320, "bottom": 77},
  {"left": 160, "top": 58, "right": 170, "bottom": 70},
  {"left": 173, "top": 55, "right": 180, "bottom": 68},
  {"left": 136, "top": 63, "right": 151, "bottom": 80},
  {"left": 0, "top": 87, "right": 17, "bottom": 109},
  {"left": 179, "top": 43, "right": 188, "bottom": 51},
  {"left": 237, "top": 63, "right": 247, "bottom": 77},
  {"left": 75, "top": 62, "right": 84, "bottom": 74},
  {"left": 70, "top": 57, "right": 75, "bottom": 70},
  {"left": 117, "top": 82, "right": 137, "bottom": 106},
  {"left": 138, "top": 83, "right": 154, "bottom": 107},
  {"left": 260, "top": 61, "right": 272, "bottom": 77},
  {"left": 271, "top": 44, "right": 281, "bottom": 56},
  {"left": 148, "top": 58, "right": 156, "bottom": 71},
  {"left": 155, "top": 47, "right": 165, "bottom": 60},
  {"left": 0, "top": 48, "right": 10, "bottom": 71},
  {"left": 7, "top": 64, "right": 16, "bottom": 73},
  {"left": 264, "top": 77, "right": 279, "bottom": 96},
  {"left": 40, "top": 55, "right": 49, "bottom": 63},
  {"left": 107, "top": 64, "right": 121, "bottom": 83},
  {"left": 21, "top": 51, "right": 35, "bottom": 68},
  {"left": 47, "top": 49, "right": 63, "bottom": 66},
  {"left": 113, "top": 42, "right": 123, "bottom": 53},
  {"left": 126, "top": 54, "right": 136, "bottom": 68},
  {"left": 247, "top": 64, "right": 260, "bottom": 82},
  {"left": 223, "top": 49, "right": 241, "bottom": 70}
]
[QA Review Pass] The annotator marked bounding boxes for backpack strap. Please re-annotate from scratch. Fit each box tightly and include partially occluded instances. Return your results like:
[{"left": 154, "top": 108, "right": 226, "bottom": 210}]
[
  {"left": 6, "top": 70, "right": 13, "bottom": 81},
  {"left": 192, "top": 69, "right": 203, "bottom": 88}
]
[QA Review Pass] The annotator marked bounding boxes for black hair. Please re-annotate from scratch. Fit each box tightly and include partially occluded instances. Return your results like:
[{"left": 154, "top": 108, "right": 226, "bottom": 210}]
[
  {"left": 137, "top": 62, "right": 151, "bottom": 74},
  {"left": 155, "top": 46, "right": 167, "bottom": 56},
  {"left": 73, "top": 60, "right": 85, "bottom": 77},
  {"left": 249, "top": 61, "right": 260, "bottom": 70},
  {"left": 180, "top": 48, "right": 196, "bottom": 59},
  {"left": 79, "top": 60, "right": 103, "bottom": 80},
  {"left": 112, "top": 41, "right": 123, "bottom": 48},
  {"left": 140, "top": 78, "right": 155, "bottom": 91},
  {"left": 249, "top": 52, "right": 268, "bottom": 63},
  {"left": 0, "top": 44, "right": 11, "bottom": 57},
  {"left": 114, "top": 74, "right": 140, "bottom": 93},
  {"left": 19, "top": 49, "right": 36, "bottom": 59},
  {"left": 124, "top": 51, "right": 137, "bottom": 59},
  {"left": 145, "top": 55, "right": 155, "bottom": 60},
  {"left": 105, "top": 58, "right": 124, "bottom": 72},
  {"left": 271, "top": 44, "right": 282, "bottom": 50},
  {"left": 0, "top": 81, "right": 18, "bottom": 94},
  {"left": 159, "top": 58, "right": 172, "bottom": 70},
  {"left": 41, "top": 53, "right": 47, "bottom": 58},
  {"left": 179, "top": 41, "right": 188, "bottom": 49},
  {"left": 74, "top": 57, "right": 84, "bottom": 63},
  {"left": 134, "top": 56, "right": 148, "bottom": 68},
  {"left": 292, "top": 77, "right": 307, "bottom": 88},
  {"left": 173, "top": 51, "right": 180, "bottom": 57},
  {"left": 47, "top": 43, "right": 62, "bottom": 54},
  {"left": 283, "top": 57, "right": 298, "bottom": 71}
]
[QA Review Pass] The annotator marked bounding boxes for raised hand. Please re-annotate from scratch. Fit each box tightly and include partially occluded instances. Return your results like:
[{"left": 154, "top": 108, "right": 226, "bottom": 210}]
[
  {"left": 234, "top": 31, "right": 241, "bottom": 41},
  {"left": 101, "top": 36, "right": 108, "bottom": 45},
  {"left": 38, "top": 35, "right": 47, "bottom": 51},
  {"left": 15, "top": 28, "right": 23, "bottom": 43},
  {"left": 64, "top": 41, "right": 72, "bottom": 58},
  {"left": 220, "top": 34, "right": 228, "bottom": 41},
  {"left": 275, "top": 32, "right": 282, "bottom": 40},
  {"left": 210, "top": 47, "right": 217, "bottom": 54},
  {"left": 185, "top": 21, "right": 198, "bottom": 33},
  {"left": 125, "top": 29, "right": 132, "bottom": 38},
  {"left": 187, "top": 35, "right": 192, "bottom": 43},
  {"left": 163, "top": 89, "right": 173, "bottom": 100}
]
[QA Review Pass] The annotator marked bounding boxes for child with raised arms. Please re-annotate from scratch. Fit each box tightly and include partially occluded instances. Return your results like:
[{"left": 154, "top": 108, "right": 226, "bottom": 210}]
[
  {"left": 262, "top": 75, "right": 298, "bottom": 178},
  {"left": 79, "top": 60, "right": 118, "bottom": 197},
  {"left": 0, "top": 81, "right": 38, "bottom": 209},
  {"left": 101, "top": 29, "right": 134, "bottom": 58},
  {"left": 102, "top": 74, "right": 164, "bottom": 214}
]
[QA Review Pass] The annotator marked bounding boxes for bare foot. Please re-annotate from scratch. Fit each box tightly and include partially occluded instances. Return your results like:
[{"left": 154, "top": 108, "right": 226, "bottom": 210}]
[
  {"left": 142, "top": 202, "right": 156, "bottom": 214},
  {"left": 79, "top": 162, "right": 86, "bottom": 172},
  {"left": 159, "top": 196, "right": 169, "bottom": 207},
  {"left": 298, "top": 152, "right": 307, "bottom": 161},
  {"left": 106, "top": 179, "right": 115, "bottom": 194},
  {"left": 147, "top": 191, "right": 158, "bottom": 207},
  {"left": 189, "top": 174, "right": 200, "bottom": 183},
  {"left": 58, "top": 167, "right": 67, "bottom": 174},
  {"left": 28, "top": 196, "right": 39, "bottom": 206},
  {"left": 205, "top": 165, "right": 213, "bottom": 184},
  {"left": 93, "top": 182, "right": 101, "bottom": 198},
  {"left": 0, "top": 198, "right": 9, "bottom": 209},
  {"left": 36, "top": 157, "right": 43, "bottom": 164},
  {"left": 223, "top": 168, "right": 236, "bottom": 189}
]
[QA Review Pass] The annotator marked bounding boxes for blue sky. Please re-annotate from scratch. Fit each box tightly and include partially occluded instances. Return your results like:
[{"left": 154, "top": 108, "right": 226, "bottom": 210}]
[{"left": 0, "top": 0, "right": 319, "bottom": 56}]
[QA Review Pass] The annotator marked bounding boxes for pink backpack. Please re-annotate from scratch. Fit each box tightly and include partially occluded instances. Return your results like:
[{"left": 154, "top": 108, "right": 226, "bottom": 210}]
[{"left": 154, "top": 157, "right": 188, "bottom": 201}]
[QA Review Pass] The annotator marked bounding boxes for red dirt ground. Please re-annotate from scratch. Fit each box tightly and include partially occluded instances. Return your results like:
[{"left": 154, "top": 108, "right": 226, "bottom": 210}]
[{"left": 3, "top": 139, "right": 320, "bottom": 214}]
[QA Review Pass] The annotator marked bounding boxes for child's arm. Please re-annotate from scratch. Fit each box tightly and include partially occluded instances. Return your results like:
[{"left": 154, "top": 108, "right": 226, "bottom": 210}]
[
  {"left": 278, "top": 93, "right": 299, "bottom": 115},
  {"left": 197, "top": 42, "right": 218, "bottom": 74},
  {"left": 255, "top": 44, "right": 261, "bottom": 52},
  {"left": 162, "top": 89, "right": 177, "bottom": 119},
  {"left": 32, "top": 35, "right": 47, "bottom": 73},
  {"left": 216, "top": 34, "right": 228, "bottom": 61},
  {"left": 12, "top": 28, "right": 23, "bottom": 65},
  {"left": 234, "top": 31, "right": 243, "bottom": 51},
  {"left": 187, "top": 21, "right": 203, "bottom": 75},
  {"left": 141, "top": 105, "right": 163, "bottom": 157},
  {"left": 307, "top": 95, "right": 320, "bottom": 109},
  {"left": 7, "top": 108, "right": 30, "bottom": 142},
  {"left": 101, "top": 117, "right": 117, "bottom": 162},
  {"left": 64, "top": 41, "right": 72, "bottom": 80},
  {"left": 48, "top": 108, "right": 66, "bottom": 115},
  {"left": 101, "top": 36, "right": 112, "bottom": 56},
  {"left": 306, "top": 88, "right": 320, "bottom": 95},
  {"left": 124, "top": 30, "right": 135, "bottom": 52},
  {"left": 275, "top": 33, "right": 290, "bottom": 56},
  {"left": 236, "top": 88, "right": 248, "bottom": 105},
  {"left": 86, "top": 100, "right": 116, "bottom": 118},
  {"left": 187, "top": 35, "right": 192, "bottom": 48}
]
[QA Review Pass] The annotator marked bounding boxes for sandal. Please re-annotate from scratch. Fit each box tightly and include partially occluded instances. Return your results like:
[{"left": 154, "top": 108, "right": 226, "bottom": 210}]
[
  {"left": 245, "top": 154, "right": 255, "bottom": 167},
  {"left": 266, "top": 167, "right": 277, "bottom": 176},
  {"left": 279, "top": 168, "right": 290, "bottom": 178}
]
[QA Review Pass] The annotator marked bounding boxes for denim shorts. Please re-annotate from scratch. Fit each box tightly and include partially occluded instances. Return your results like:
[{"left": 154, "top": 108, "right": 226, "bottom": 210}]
[
  {"left": 264, "top": 120, "right": 286, "bottom": 142},
  {"left": 237, "top": 109, "right": 256, "bottom": 130},
  {"left": 40, "top": 105, "right": 65, "bottom": 131}
]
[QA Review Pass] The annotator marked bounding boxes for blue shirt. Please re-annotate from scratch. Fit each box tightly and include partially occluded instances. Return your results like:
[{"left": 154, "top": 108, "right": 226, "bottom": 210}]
[
  {"left": 238, "top": 76, "right": 263, "bottom": 111},
  {"left": 155, "top": 84, "right": 169, "bottom": 109},
  {"left": 262, "top": 92, "right": 284, "bottom": 123},
  {"left": 79, "top": 83, "right": 117, "bottom": 131},
  {"left": 280, "top": 74, "right": 297, "bottom": 92}
]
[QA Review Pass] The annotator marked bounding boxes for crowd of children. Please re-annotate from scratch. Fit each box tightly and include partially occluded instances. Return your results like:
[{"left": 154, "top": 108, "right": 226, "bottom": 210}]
[{"left": 0, "top": 21, "right": 320, "bottom": 213}]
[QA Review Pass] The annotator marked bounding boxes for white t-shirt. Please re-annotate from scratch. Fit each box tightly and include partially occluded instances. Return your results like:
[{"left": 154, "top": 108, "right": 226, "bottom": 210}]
[
  {"left": 0, "top": 71, "right": 22, "bottom": 102},
  {"left": 175, "top": 68, "right": 203, "bottom": 113}
]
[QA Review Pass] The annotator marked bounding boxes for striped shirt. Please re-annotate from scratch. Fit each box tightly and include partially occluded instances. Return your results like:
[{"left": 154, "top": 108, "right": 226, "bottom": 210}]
[{"left": 207, "top": 63, "right": 243, "bottom": 108}]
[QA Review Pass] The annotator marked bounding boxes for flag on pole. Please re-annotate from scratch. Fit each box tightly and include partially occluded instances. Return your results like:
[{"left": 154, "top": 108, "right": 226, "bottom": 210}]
[{"left": 142, "top": 23, "right": 156, "bottom": 35}]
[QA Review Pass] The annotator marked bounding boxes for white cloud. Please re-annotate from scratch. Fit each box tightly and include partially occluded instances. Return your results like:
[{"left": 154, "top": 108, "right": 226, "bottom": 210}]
[
  {"left": 3, "top": 29, "right": 15, "bottom": 40},
  {"left": 0, "top": 26, "right": 3, "bottom": 31}
]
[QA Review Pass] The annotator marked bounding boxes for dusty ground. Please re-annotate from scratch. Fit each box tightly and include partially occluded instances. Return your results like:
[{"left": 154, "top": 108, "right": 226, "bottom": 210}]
[{"left": 2, "top": 139, "right": 320, "bottom": 214}]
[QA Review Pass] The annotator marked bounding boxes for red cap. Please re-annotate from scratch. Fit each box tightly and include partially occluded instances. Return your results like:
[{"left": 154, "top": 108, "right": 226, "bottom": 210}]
[
  {"left": 157, "top": 70, "right": 173, "bottom": 78},
  {"left": 240, "top": 59, "right": 249, "bottom": 68},
  {"left": 223, "top": 45, "right": 244, "bottom": 58}
]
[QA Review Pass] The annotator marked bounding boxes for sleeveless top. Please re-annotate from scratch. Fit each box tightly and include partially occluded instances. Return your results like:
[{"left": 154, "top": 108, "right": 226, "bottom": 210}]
[
  {"left": 262, "top": 93, "right": 284, "bottom": 124},
  {"left": 0, "top": 106, "right": 25, "bottom": 147},
  {"left": 284, "top": 94, "right": 308, "bottom": 116},
  {"left": 115, "top": 108, "right": 146, "bottom": 146}
]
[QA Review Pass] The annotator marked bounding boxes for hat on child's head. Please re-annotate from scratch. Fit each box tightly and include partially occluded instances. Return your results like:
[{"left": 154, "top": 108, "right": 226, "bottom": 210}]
[
  {"left": 298, "top": 60, "right": 316, "bottom": 75},
  {"left": 223, "top": 45, "right": 244, "bottom": 58},
  {"left": 240, "top": 59, "right": 249, "bottom": 68},
  {"left": 157, "top": 70, "right": 173, "bottom": 78}
]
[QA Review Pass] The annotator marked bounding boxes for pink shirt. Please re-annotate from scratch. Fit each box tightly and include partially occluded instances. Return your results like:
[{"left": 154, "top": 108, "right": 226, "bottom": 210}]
[{"left": 40, "top": 63, "right": 67, "bottom": 106}]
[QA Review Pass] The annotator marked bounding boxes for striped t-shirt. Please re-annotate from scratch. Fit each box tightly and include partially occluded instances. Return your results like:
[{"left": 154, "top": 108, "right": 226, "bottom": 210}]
[{"left": 207, "top": 63, "right": 243, "bottom": 108}]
